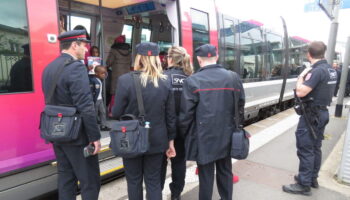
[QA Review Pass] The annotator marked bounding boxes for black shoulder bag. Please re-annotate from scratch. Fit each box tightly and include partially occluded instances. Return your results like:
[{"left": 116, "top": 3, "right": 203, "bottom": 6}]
[
  {"left": 230, "top": 72, "right": 250, "bottom": 160},
  {"left": 109, "top": 72, "right": 150, "bottom": 158},
  {"left": 40, "top": 59, "right": 82, "bottom": 142}
]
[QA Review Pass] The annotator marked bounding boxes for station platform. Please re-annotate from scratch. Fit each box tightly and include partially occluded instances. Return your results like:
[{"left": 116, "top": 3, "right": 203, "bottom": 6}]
[{"left": 82, "top": 97, "right": 350, "bottom": 200}]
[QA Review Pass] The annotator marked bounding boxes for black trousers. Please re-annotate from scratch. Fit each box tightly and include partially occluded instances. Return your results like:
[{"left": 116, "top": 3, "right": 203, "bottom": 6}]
[
  {"left": 123, "top": 153, "right": 164, "bottom": 200},
  {"left": 161, "top": 137, "right": 186, "bottom": 197},
  {"left": 197, "top": 156, "right": 233, "bottom": 200},
  {"left": 295, "top": 110, "right": 329, "bottom": 186},
  {"left": 53, "top": 144, "right": 100, "bottom": 200}
]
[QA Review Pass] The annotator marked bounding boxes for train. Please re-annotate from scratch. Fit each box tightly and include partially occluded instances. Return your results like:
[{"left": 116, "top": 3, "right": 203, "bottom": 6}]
[{"left": 0, "top": 0, "right": 310, "bottom": 199}]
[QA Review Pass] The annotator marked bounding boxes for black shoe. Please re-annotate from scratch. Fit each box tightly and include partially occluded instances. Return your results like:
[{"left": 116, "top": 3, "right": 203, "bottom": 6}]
[
  {"left": 171, "top": 195, "right": 181, "bottom": 200},
  {"left": 294, "top": 175, "right": 319, "bottom": 188},
  {"left": 282, "top": 183, "right": 311, "bottom": 196},
  {"left": 100, "top": 126, "right": 111, "bottom": 131}
]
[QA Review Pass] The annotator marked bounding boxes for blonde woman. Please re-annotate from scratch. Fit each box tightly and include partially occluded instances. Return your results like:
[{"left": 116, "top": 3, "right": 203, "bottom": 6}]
[
  {"left": 112, "top": 42, "right": 176, "bottom": 200},
  {"left": 161, "top": 46, "right": 193, "bottom": 200}
]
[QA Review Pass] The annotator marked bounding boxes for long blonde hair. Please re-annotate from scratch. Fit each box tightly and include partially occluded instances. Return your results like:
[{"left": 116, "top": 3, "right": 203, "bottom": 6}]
[
  {"left": 168, "top": 46, "right": 193, "bottom": 75},
  {"left": 134, "top": 54, "right": 167, "bottom": 87}
]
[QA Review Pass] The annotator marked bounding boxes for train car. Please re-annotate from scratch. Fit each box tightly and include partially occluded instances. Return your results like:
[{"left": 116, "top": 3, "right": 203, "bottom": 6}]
[{"left": 0, "top": 0, "right": 308, "bottom": 199}]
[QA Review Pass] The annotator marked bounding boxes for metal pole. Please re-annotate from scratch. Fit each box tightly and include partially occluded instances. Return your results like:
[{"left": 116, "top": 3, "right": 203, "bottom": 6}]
[
  {"left": 335, "top": 36, "right": 350, "bottom": 117},
  {"left": 278, "top": 17, "right": 289, "bottom": 109},
  {"left": 338, "top": 102, "right": 350, "bottom": 184},
  {"left": 326, "top": 2, "right": 340, "bottom": 65}
]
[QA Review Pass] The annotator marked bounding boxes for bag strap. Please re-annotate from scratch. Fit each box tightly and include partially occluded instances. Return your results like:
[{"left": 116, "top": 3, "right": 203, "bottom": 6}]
[
  {"left": 132, "top": 72, "right": 146, "bottom": 121},
  {"left": 230, "top": 71, "right": 240, "bottom": 129},
  {"left": 46, "top": 58, "right": 75, "bottom": 104}
]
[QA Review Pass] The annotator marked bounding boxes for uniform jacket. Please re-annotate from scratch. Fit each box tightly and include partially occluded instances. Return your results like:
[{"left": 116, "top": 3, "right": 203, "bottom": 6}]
[
  {"left": 112, "top": 71, "right": 177, "bottom": 154},
  {"left": 179, "top": 64, "right": 245, "bottom": 165},
  {"left": 106, "top": 43, "right": 132, "bottom": 95},
  {"left": 302, "top": 60, "right": 337, "bottom": 106},
  {"left": 164, "top": 66, "right": 188, "bottom": 116},
  {"left": 89, "top": 75, "right": 102, "bottom": 103},
  {"left": 42, "top": 53, "right": 101, "bottom": 145}
]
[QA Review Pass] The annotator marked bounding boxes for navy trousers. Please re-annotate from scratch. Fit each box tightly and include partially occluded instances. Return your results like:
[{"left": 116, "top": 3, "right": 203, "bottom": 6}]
[
  {"left": 123, "top": 153, "right": 164, "bottom": 200},
  {"left": 161, "top": 137, "right": 186, "bottom": 197},
  {"left": 197, "top": 156, "right": 233, "bottom": 200},
  {"left": 295, "top": 109, "right": 329, "bottom": 186},
  {"left": 53, "top": 144, "right": 100, "bottom": 200}
]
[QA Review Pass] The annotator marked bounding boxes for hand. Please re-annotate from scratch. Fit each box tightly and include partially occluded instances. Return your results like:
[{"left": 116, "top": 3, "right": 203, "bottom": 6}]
[
  {"left": 299, "top": 67, "right": 312, "bottom": 79},
  {"left": 166, "top": 140, "right": 176, "bottom": 158},
  {"left": 91, "top": 140, "right": 101, "bottom": 155}
]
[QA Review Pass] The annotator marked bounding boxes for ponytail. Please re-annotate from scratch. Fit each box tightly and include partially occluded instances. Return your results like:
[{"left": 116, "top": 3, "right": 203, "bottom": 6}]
[{"left": 168, "top": 46, "right": 193, "bottom": 76}]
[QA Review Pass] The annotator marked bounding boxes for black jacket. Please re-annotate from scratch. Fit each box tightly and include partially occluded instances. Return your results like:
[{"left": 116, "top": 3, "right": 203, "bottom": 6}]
[
  {"left": 89, "top": 75, "right": 102, "bottom": 103},
  {"left": 164, "top": 67, "right": 188, "bottom": 115},
  {"left": 179, "top": 64, "right": 245, "bottom": 165},
  {"left": 42, "top": 53, "right": 101, "bottom": 145},
  {"left": 112, "top": 71, "right": 177, "bottom": 154}
]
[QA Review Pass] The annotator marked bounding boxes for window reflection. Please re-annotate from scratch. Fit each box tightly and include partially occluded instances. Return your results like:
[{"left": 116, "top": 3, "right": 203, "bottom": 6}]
[
  {"left": 0, "top": 0, "right": 32, "bottom": 94},
  {"left": 191, "top": 9, "right": 209, "bottom": 71}
]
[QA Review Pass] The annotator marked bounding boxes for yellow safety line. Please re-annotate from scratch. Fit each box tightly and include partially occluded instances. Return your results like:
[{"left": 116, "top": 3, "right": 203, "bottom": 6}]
[
  {"left": 100, "top": 165, "right": 124, "bottom": 176},
  {"left": 51, "top": 148, "right": 112, "bottom": 166}
]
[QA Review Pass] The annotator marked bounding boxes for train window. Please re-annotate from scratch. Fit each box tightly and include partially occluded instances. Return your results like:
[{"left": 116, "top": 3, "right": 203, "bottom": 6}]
[
  {"left": 122, "top": 24, "right": 133, "bottom": 46},
  {"left": 67, "top": 15, "right": 91, "bottom": 35},
  {"left": 240, "top": 36, "right": 264, "bottom": 80},
  {"left": 0, "top": 0, "right": 33, "bottom": 94},
  {"left": 266, "top": 32, "right": 283, "bottom": 79},
  {"left": 222, "top": 19, "right": 239, "bottom": 72},
  {"left": 141, "top": 28, "right": 151, "bottom": 42},
  {"left": 191, "top": 9, "right": 209, "bottom": 70}
]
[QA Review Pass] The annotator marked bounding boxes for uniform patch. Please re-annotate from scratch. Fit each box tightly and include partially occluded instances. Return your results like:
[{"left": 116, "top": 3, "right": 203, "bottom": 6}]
[
  {"left": 328, "top": 68, "right": 337, "bottom": 79},
  {"left": 95, "top": 84, "right": 100, "bottom": 89},
  {"left": 171, "top": 74, "right": 186, "bottom": 86},
  {"left": 305, "top": 73, "right": 312, "bottom": 81}
]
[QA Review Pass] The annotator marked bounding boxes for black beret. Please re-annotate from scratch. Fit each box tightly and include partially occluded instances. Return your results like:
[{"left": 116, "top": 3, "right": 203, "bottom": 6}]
[
  {"left": 58, "top": 30, "right": 90, "bottom": 43},
  {"left": 195, "top": 44, "right": 217, "bottom": 57},
  {"left": 136, "top": 42, "right": 160, "bottom": 56}
]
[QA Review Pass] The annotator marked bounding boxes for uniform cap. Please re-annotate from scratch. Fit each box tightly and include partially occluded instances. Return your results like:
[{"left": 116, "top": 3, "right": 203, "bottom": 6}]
[
  {"left": 136, "top": 42, "right": 160, "bottom": 56},
  {"left": 195, "top": 44, "right": 217, "bottom": 57},
  {"left": 58, "top": 30, "right": 90, "bottom": 43}
]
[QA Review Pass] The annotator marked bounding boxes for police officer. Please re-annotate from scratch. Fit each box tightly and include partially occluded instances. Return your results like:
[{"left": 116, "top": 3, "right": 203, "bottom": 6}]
[
  {"left": 179, "top": 44, "right": 245, "bottom": 200},
  {"left": 112, "top": 42, "right": 177, "bottom": 200},
  {"left": 160, "top": 46, "right": 193, "bottom": 200},
  {"left": 283, "top": 41, "right": 337, "bottom": 196},
  {"left": 42, "top": 30, "right": 101, "bottom": 200}
]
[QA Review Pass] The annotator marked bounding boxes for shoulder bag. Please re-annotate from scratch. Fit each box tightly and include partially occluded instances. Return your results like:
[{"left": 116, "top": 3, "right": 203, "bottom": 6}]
[
  {"left": 109, "top": 72, "right": 150, "bottom": 158},
  {"left": 230, "top": 72, "right": 250, "bottom": 160}
]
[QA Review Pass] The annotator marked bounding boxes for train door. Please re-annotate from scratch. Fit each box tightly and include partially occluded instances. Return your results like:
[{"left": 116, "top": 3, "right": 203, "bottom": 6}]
[
  {"left": 58, "top": 0, "right": 180, "bottom": 110},
  {"left": 178, "top": 0, "right": 218, "bottom": 70}
]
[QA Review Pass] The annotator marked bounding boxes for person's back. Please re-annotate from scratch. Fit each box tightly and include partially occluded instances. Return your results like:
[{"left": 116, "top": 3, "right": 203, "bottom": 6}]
[
  {"left": 112, "top": 42, "right": 176, "bottom": 200},
  {"left": 113, "top": 71, "right": 175, "bottom": 153},
  {"left": 184, "top": 64, "right": 240, "bottom": 163},
  {"left": 41, "top": 30, "right": 101, "bottom": 200},
  {"left": 179, "top": 44, "right": 245, "bottom": 200}
]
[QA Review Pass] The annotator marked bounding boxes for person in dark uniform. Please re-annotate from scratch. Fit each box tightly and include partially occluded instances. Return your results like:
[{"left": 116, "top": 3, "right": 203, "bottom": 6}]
[
  {"left": 112, "top": 42, "right": 177, "bottom": 200},
  {"left": 283, "top": 41, "right": 337, "bottom": 196},
  {"left": 332, "top": 62, "right": 341, "bottom": 97},
  {"left": 9, "top": 44, "right": 32, "bottom": 92},
  {"left": 42, "top": 30, "right": 101, "bottom": 200},
  {"left": 179, "top": 44, "right": 245, "bottom": 200},
  {"left": 160, "top": 46, "right": 193, "bottom": 200}
]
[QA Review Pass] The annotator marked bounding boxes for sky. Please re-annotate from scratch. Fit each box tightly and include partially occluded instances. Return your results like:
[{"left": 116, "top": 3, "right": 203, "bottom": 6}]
[{"left": 216, "top": 0, "right": 350, "bottom": 55}]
